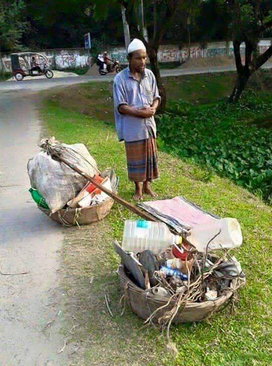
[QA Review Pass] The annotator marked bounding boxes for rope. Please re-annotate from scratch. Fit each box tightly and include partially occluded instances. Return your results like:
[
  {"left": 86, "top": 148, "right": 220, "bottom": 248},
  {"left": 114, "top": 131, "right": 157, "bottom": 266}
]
[
  {"left": 57, "top": 210, "right": 72, "bottom": 227},
  {"left": 73, "top": 208, "right": 81, "bottom": 227},
  {"left": 39, "top": 138, "right": 100, "bottom": 175}
]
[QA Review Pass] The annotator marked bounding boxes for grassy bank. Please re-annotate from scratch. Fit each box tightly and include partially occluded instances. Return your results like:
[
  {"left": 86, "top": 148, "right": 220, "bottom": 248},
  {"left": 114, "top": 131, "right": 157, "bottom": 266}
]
[
  {"left": 48, "top": 70, "right": 272, "bottom": 121},
  {"left": 47, "top": 70, "right": 272, "bottom": 203},
  {"left": 0, "top": 72, "right": 11, "bottom": 81},
  {"left": 41, "top": 84, "right": 272, "bottom": 365},
  {"left": 61, "top": 66, "right": 90, "bottom": 75}
]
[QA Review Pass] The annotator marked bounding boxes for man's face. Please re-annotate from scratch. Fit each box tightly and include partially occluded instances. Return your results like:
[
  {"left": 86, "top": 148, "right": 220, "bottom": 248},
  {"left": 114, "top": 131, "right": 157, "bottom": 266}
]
[{"left": 129, "top": 50, "right": 147, "bottom": 73}]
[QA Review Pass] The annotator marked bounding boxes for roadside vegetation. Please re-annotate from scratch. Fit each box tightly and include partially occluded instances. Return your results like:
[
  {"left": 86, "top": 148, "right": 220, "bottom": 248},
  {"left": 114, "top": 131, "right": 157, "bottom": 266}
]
[
  {"left": 41, "top": 71, "right": 272, "bottom": 366},
  {"left": 61, "top": 66, "right": 90, "bottom": 75},
  {"left": 0, "top": 72, "right": 11, "bottom": 81},
  {"left": 158, "top": 93, "right": 272, "bottom": 203},
  {"left": 48, "top": 70, "right": 272, "bottom": 203}
]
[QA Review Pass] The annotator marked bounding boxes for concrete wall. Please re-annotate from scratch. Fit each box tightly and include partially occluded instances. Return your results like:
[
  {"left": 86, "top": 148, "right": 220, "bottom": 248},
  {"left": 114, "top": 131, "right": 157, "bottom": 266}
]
[
  {"left": 108, "top": 39, "right": 272, "bottom": 64},
  {"left": 0, "top": 48, "right": 91, "bottom": 73},
  {"left": 1, "top": 40, "right": 271, "bottom": 73}
]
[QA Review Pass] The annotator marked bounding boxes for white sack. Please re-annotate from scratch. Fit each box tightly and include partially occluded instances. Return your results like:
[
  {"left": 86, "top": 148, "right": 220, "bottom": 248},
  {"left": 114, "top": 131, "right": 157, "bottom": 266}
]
[{"left": 27, "top": 142, "right": 98, "bottom": 213}]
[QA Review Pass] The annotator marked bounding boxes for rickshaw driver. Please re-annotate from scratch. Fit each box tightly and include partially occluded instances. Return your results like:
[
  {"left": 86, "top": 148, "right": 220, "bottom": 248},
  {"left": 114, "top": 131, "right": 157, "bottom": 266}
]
[{"left": 30, "top": 56, "right": 42, "bottom": 74}]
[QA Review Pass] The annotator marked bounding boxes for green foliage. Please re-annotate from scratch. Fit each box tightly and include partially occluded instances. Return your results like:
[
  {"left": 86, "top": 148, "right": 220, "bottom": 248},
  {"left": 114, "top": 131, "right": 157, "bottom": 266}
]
[
  {"left": 193, "top": 0, "right": 231, "bottom": 42},
  {"left": 0, "top": 0, "right": 28, "bottom": 52},
  {"left": 62, "top": 66, "right": 89, "bottom": 75},
  {"left": 222, "top": 0, "right": 272, "bottom": 42},
  {"left": 157, "top": 93, "right": 272, "bottom": 203},
  {"left": 23, "top": 0, "right": 123, "bottom": 49},
  {"left": 0, "top": 71, "right": 11, "bottom": 81}
]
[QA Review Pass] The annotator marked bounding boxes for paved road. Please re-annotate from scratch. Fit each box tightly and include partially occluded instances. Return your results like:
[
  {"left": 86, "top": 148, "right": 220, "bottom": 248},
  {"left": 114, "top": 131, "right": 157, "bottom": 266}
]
[
  {"left": 1, "top": 64, "right": 271, "bottom": 93},
  {"left": 0, "top": 93, "right": 68, "bottom": 366}
]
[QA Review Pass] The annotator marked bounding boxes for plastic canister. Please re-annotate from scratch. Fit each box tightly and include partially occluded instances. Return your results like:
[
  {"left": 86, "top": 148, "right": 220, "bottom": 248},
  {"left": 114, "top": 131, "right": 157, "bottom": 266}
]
[
  {"left": 188, "top": 218, "right": 243, "bottom": 252},
  {"left": 122, "top": 220, "right": 182, "bottom": 255}
]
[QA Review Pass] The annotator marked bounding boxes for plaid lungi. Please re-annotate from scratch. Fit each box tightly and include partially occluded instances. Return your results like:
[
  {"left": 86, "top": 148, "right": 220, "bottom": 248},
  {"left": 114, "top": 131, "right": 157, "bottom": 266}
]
[{"left": 125, "top": 134, "right": 159, "bottom": 182}]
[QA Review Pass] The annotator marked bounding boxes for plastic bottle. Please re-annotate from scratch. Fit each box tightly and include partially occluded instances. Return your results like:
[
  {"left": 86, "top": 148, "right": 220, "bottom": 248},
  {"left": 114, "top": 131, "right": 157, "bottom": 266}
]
[
  {"left": 122, "top": 220, "right": 182, "bottom": 255},
  {"left": 29, "top": 188, "right": 49, "bottom": 209},
  {"left": 160, "top": 266, "right": 188, "bottom": 280}
]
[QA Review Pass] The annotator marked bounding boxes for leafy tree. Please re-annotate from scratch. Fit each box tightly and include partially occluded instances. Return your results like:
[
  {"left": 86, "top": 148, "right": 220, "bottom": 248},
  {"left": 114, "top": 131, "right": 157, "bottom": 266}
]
[
  {"left": 23, "top": 0, "right": 123, "bottom": 49},
  {"left": 0, "top": 0, "right": 28, "bottom": 52},
  {"left": 194, "top": 0, "right": 231, "bottom": 42},
  {"left": 221, "top": 0, "right": 272, "bottom": 102},
  {"left": 117, "top": 0, "right": 201, "bottom": 110}
]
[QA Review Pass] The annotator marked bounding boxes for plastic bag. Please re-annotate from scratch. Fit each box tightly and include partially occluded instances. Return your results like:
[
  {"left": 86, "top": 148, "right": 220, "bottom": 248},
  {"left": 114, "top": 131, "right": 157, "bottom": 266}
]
[{"left": 27, "top": 141, "right": 98, "bottom": 213}]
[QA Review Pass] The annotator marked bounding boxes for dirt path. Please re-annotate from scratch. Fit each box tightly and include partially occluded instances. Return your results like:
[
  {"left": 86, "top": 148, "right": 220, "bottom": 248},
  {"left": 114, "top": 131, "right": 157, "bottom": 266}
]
[{"left": 0, "top": 92, "right": 69, "bottom": 366}]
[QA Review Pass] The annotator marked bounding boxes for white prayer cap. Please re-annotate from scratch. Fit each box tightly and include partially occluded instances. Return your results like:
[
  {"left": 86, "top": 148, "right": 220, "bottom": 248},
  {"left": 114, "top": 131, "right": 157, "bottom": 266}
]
[{"left": 127, "top": 38, "right": 146, "bottom": 54}]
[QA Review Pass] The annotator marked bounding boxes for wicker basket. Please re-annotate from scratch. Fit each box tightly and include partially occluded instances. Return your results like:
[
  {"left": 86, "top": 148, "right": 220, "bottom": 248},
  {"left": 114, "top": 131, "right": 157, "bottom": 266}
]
[
  {"left": 38, "top": 197, "right": 114, "bottom": 226},
  {"left": 37, "top": 168, "right": 117, "bottom": 226},
  {"left": 118, "top": 265, "right": 240, "bottom": 324}
]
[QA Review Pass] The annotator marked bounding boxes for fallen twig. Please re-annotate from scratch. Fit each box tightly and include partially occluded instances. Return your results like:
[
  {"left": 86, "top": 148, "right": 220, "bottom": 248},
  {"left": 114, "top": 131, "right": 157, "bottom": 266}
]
[
  {"left": 105, "top": 293, "right": 114, "bottom": 317},
  {"left": 0, "top": 268, "right": 30, "bottom": 276},
  {"left": 57, "top": 339, "right": 67, "bottom": 354}
]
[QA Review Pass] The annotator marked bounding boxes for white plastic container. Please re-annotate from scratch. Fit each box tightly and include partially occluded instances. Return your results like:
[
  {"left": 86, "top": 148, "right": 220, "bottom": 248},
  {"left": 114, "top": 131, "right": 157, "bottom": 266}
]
[
  {"left": 188, "top": 218, "right": 243, "bottom": 252},
  {"left": 122, "top": 220, "right": 181, "bottom": 254}
]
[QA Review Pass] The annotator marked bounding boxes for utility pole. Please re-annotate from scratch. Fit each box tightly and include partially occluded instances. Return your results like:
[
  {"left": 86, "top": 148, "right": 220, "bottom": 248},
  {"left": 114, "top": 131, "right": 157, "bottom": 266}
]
[{"left": 121, "top": 5, "right": 131, "bottom": 50}]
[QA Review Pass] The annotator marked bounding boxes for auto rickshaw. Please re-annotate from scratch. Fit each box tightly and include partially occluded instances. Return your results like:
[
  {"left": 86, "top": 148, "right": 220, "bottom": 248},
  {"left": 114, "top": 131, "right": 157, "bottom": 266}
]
[{"left": 11, "top": 52, "right": 54, "bottom": 81}]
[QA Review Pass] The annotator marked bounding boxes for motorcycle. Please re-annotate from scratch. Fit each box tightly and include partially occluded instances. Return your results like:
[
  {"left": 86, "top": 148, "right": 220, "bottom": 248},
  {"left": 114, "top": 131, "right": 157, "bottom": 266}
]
[{"left": 96, "top": 56, "right": 121, "bottom": 76}]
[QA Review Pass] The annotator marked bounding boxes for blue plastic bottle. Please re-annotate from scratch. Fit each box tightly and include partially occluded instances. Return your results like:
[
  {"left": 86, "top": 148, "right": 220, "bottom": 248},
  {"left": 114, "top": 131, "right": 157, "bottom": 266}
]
[{"left": 160, "top": 266, "right": 188, "bottom": 281}]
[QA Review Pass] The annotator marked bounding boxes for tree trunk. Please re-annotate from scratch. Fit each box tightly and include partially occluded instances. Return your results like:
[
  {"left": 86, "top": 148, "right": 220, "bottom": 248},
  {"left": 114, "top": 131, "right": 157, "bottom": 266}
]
[
  {"left": 229, "top": 40, "right": 251, "bottom": 103},
  {"left": 121, "top": 5, "right": 131, "bottom": 50},
  {"left": 187, "top": 26, "right": 191, "bottom": 60},
  {"left": 148, "top": 46, "right": 166, "bottom": 112},
  {"left": 229, "top": 39, "right": 272, "bottom": 103},
  {"left": 229, "top": 68, "right": 250, "bottom": 103},
  {"left": 148, "top": 48, "right": 166, "bottom": 113}
]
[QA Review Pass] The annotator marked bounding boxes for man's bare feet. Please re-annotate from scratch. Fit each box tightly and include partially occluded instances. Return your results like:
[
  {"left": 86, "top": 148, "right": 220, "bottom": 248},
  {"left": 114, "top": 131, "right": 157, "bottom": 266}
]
[
  {"left": 133, "top": 182, "right": 143, "bottom": 200},
  {"left": 132, "top": 192, "right": 143, "bottom": 200},
  {"left": 143, "top": 181, "right": 157, "bottom": 197}
]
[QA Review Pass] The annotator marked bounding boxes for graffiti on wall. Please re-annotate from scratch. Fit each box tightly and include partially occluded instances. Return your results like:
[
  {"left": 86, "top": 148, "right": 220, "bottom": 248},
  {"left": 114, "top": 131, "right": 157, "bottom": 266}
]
[
  {"left": 110, "top": 50, "right": 128, "bottom": 63},
  {"left": 206, "top": 47, "right": 227, "bottom": 57},
  {"left": 0, "top": 41, "right": 270, "bottom": 72},
  {"left": 55, "top": 51, "right": 77, "bottom": 68},
  {"left": 3, "top": 59, "right": 11, "bottom": 72},
  {"left": 159, "top": 48, "right": 180, "bottom": 63},
  {"left": 0, "top": 50, "right": 91, "bottom": 72}
]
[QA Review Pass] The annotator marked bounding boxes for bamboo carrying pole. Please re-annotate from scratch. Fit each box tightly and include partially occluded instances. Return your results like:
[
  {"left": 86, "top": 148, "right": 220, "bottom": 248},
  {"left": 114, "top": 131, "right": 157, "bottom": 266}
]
[{"left": 50, "top": 152, "right": 157, "bottom": 222}]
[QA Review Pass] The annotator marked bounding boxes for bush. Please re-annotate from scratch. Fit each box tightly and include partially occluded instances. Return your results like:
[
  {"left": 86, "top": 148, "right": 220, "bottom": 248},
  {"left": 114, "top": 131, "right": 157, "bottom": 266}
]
[
  {"left": 157, "top": 93, "right": 272, "bottom": 203},
  {"left": 0, "top": 72, "right": 12, "bottom": 81}
]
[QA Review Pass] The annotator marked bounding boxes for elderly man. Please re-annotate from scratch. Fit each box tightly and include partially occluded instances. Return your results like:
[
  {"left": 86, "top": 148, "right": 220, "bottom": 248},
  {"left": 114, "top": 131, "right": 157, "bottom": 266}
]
[{"left": 113, "top": 39, "right": 161, "bottom": 200}]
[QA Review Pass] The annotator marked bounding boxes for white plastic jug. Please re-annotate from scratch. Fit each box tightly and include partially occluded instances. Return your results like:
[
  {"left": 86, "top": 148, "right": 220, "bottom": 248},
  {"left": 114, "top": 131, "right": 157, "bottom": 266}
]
[
  {"left": 122, "top": 220, "right": 181, "bottom": 254},
  {"left": 188, "top": 218, "right": 243, "bottom": 252}
]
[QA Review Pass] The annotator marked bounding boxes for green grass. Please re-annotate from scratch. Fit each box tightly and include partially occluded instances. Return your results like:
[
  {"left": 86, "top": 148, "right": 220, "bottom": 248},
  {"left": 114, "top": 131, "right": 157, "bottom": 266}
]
[
  {"left": 0, "top": 72, "right": 11, "bottom": 81},
  {"left": 41, "top": 97, "right": 272, "bottom": 366},
  {"left": 61, "top": 66, "right": 89, "bottom": 75},
  {"left": 164, "top": 69, "right": 272, "bottom": 104},
  {"left": 47, "top": 70, "right": 272, "bottom": 203}
]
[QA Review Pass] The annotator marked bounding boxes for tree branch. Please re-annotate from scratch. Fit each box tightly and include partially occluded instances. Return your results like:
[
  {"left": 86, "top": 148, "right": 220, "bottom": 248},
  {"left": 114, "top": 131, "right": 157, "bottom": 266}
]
[
  {"left": 258, "top": 19, "right": 272, "bottom": 34},
  {"left": 153, "top": 1, "right": 184, "bottom": 46},
  {"left": 251, "top": 45, "right": 272, "bottom": 72}
]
